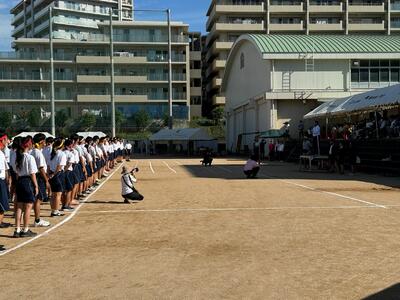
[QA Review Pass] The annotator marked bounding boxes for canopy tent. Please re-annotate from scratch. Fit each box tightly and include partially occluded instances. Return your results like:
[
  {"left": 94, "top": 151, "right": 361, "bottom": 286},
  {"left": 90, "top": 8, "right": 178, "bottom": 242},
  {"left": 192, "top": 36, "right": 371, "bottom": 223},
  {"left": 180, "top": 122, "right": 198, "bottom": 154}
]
[
  {"left": 13, "top": 132, "right": 55, "bottom": 138},
  {"left": 304, "top": 84, "right": 400, "bottom": 119},
  {"left": 76, "top": 131, "right": 107, "bottom": 139},
  {"left": 149, "top": 128, "right": 215, "bottom": 141},
  {"left": 259, "top": 129, "right": 287, "bottom": 139}
]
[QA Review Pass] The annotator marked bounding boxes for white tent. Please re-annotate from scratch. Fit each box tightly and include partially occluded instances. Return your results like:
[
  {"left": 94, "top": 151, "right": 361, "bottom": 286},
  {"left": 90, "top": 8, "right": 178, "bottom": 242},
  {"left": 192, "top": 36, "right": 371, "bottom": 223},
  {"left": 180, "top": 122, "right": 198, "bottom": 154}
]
[
  {"left": 14, "top": 132, "right": 55, "bottom": 138},
  {"left": 304, "top": 84, "right": 400, "bottom": 119},
  {"left": 76, "top": 131, "right": 107, "bottom": 138},
  {"left": 149, "top": 128, "right": 215, "bottom": 141}
]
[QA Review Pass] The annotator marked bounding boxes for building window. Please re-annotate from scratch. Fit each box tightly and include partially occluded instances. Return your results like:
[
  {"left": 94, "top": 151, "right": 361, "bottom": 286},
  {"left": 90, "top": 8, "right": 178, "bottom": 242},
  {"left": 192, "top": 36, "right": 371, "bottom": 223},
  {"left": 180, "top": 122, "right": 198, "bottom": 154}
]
[
  {"left": 351, "top": 59, "right": 400, "bottom": 88},
  {"left": 240, "top": 53, "right": 245, "bottom": 70}
]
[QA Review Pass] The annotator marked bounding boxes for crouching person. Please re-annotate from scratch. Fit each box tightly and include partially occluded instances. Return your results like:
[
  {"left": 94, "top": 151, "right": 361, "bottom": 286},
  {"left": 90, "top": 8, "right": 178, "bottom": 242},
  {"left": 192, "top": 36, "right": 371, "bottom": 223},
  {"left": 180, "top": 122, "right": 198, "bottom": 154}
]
[
  {"left": 121, "top": 166, "right": 144, "bottom": 203},
  {"left": 243, "top": 155, "right": 260, "bottom": 179}
]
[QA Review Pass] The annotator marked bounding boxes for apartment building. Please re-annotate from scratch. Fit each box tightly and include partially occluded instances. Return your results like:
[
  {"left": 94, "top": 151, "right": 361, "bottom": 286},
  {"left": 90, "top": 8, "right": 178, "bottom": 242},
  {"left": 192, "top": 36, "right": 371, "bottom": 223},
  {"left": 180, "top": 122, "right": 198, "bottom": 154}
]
[
  {"left": 205, "top": 0, "right": 400, "bottom": 109},
  {"left": 0, "top": 20, "right": 191, "bottom": 120},
  {"left": 11, "top": 0, "right": 134, "bottom": 40},
  {"left": 189, "top": 32, "right": 203, "bottom": 118}
]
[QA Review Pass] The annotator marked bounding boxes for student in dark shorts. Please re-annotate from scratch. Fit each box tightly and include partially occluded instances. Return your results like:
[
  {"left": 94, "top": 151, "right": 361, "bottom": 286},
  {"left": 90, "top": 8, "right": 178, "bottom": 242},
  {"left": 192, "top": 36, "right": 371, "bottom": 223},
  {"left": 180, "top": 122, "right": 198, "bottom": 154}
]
[
  {"left": 11, "top": 136, "right": 39, "bottom": 238},
  {"left": 0, "top": 132, "right": 11, "bottom": 228}
]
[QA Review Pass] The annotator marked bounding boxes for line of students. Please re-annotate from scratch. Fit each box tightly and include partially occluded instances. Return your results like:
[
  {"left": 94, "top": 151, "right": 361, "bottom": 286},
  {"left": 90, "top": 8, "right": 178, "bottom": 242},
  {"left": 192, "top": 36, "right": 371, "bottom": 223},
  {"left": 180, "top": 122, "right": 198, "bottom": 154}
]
[{"left": 0, "top": 132, "right": 125, "bottom": 238}]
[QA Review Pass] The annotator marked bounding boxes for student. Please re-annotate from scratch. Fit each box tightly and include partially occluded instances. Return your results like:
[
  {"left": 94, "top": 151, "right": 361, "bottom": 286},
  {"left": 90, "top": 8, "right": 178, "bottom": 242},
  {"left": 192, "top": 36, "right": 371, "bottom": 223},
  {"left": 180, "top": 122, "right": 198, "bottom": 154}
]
[
  {"left": 48, "top": 138, "right": 66, "bottom": 217},
  {"left": 0, "top": 132, "right": 11, "bottom": 228},
  {"left": 62, "top": 139, "right": 76, "bottom": 212},
  {"left": 30, "top": 133, "right": 51, "bottom": 227},
  {"left": 201, "top": 148, "right": 213, "bottom": 166},
  {"left": 11, "top": 136, "right": 38, "bottom": 238},
  {"left": 125, "top": 141, "right": 132, "bottom": 161},
  {"left": 243, "top": 155, "right": 260, "bottom": 179},
  {"left": 121, "top": 166, "right": 144, "bottom": 203}
]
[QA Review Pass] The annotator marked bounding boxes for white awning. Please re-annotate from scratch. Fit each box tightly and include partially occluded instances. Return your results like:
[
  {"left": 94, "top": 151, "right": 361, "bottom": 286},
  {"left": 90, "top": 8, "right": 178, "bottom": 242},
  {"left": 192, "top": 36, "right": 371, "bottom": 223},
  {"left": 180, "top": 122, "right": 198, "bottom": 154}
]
[
  {"left": 76, "top": 131, "right": 107, "bottom": 138},
  {"left": 304, "top": 84, "right": 400, "bottom": 119},
  {"left": 14, "top": 132, "right": 55, "bottom": 138},
  {"left": 150, "top": 128, "right": 215, "bottom": 141}
]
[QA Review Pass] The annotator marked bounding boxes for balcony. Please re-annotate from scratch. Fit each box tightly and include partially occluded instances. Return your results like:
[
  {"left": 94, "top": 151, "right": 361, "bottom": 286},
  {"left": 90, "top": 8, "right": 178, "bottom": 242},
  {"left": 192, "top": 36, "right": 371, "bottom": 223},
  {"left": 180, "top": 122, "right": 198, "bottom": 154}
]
[
  {"left": 392, "top": 3, "right": 400, "bottom": 11},
  {"left": 0, "top": 51, "right": 49, "bottom": 61},
  {"left": 76, "top": 56, "right": 110, "bottom": 64},
  {"left": 211, "top": 20, "right": 265, "bottom": 33},
  {"left": 77, "top": 95, "right": 111, "bottom": 102},
  {"left": 212, "top": 77, "right": 223, "bottom": 89},
  {"left": 269, "top": 2, "right": 304, "bottom": 13},
  {"left": 190, "top": 69, "right": 202, "bottom": 78},
  {"left": 348, "top": 2, "right": 385, "bottom": 13},
  {"left": 190, "top": 87, "right": 202, "bottom": 96},
  {"left": 212, "top": 95, "right": 226, "bottom": 105},
  {"left": 0, "top": 72, "right": 49, "bottom": 81},
  {"left": 207, "top": 2, "right": 265, "bottom": 31},
  {"left": 190, "top": 51, "right": 201, "bottom": 61},
  {"left": 76, "top": 75, "right": 110, "bottom": 83},
  {"left": 213, "top": 59, "right": 226, "bottom": 69},
  {"left": 213, "top": 41, "right": 234, "bottom": 53},
  {"left": 348, "top": 20, "right": 385, "bottom": 31},
  {"left": 309, "top": 20, "right": 343, "bottom": 31},
  {"left": 309, "top": 2, "right": 343, "bottom": 13},
  {"left": 269, "top": 21, "right": 304, "bottom": 31},
  {"left": 53, "top": 16, "right": 100, "bottom": 29},
  {"left": 115, "top": 75, "right": 148, "bottom": 83}
]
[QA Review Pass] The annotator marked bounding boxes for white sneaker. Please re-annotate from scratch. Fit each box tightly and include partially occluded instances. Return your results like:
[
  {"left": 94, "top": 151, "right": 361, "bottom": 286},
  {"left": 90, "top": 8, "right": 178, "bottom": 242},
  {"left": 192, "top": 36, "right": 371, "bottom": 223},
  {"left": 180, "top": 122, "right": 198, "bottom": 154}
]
[{"left": 34, "top": 219, "right": 51, "bottom": 227}]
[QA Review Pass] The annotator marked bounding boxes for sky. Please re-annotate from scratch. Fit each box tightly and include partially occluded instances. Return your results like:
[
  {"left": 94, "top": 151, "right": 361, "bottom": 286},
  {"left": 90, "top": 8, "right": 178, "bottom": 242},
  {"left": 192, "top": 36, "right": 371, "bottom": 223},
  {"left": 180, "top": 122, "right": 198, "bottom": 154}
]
[{"left": 0, "top": 0, "right": 209, "bottom": 51}]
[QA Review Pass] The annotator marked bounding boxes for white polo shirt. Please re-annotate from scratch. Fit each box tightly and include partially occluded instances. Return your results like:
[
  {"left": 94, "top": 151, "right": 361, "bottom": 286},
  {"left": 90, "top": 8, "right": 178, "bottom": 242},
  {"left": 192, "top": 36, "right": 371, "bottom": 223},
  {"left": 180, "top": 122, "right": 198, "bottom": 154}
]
[
  {"left": 49, "top": 150, "right": 67, "bottom": 173},
  {"left": 64, "top": 149, "right": 76, "bottom": 171},
  {"left": 243, "top": 159, "right": 258, "bottom": 171},
  {"left": 30, "top": 148, "right": 47, "bottom": 171},
  {"left": 121, "top": 173, "right": 137, "bottom": 196},
  {"left": 10, "top": 153, "right": 38, "bottom": 177},
  {"left": 0, "top": 150, "right": 8, "bottom": 180},
  {"left": 43, "top": 145, "right": 52, "bottom": 166}
]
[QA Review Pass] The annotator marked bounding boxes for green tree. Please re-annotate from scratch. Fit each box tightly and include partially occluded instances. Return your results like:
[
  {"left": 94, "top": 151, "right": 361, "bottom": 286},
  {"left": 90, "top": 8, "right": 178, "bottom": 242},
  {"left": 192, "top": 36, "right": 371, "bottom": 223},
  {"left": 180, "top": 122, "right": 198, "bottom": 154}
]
[
  {"left": 0, "top": 111, "right": 13, "bottom": 129},
  {"left": 80, "top": 112, "right": 96, "bottom": 130},
  {"left": 211, "top": 106, "right": 224, "bottom": 124},
  {"left": 132, "top": 109, "right": 151, "bottom": 132},
  {"left": 27, "top": 107, "right": 41, "bottom": 128},
  {"left": 55, "top": 110, "right": 68, "bottom": 128},
  {"left": 115, "top": 109, "right": 126, "bottom": 129}
]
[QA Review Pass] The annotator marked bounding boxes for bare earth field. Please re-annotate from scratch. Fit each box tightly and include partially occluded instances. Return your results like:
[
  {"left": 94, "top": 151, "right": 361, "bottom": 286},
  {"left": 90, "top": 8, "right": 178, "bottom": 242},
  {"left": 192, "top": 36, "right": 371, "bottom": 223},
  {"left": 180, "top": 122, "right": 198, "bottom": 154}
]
[{"left": 1, "top": 158, "right": 400, "bottom": 299}]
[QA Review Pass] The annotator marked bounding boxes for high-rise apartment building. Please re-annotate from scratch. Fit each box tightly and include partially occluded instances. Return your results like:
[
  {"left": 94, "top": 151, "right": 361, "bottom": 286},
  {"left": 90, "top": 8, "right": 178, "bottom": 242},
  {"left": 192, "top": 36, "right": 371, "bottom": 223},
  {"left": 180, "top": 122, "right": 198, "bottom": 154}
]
[
  {"left": 11, "top": 0, "right": 134, "bottom": 40},
  {"left": 0, "top": 0, "right": 191, "bottom": 122},
  {"left": 189, "top": 32, "right": 203, "bottom": 118},
  {"left": 205, "top": 0, "right": 400, "bottom": 109}
]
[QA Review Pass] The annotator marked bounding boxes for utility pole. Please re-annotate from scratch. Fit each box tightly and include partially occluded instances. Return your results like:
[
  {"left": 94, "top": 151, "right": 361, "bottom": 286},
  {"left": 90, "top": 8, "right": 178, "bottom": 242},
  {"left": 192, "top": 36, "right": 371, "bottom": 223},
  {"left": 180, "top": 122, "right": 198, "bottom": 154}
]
[
  {"left": 167, "top": 8, "right": 173, "bottom": 129},
  {"left": 110, "top": 9, "right": 116, "bottom": 137},
  {"left": 49, "top": 7, "right": 55, "bottom": 136}
]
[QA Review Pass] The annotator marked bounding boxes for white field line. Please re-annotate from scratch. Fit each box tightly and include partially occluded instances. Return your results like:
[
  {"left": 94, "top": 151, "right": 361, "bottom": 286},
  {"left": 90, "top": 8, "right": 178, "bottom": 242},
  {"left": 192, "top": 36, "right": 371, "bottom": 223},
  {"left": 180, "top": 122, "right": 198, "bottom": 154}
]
[
  {"left": 78, "top": 205, "right": 380, "bottom": 214},
  {"left": 162, "top": 161, "right": 177, "bottom": 173},
  {"left": 259, "top": 172, "right": 387, "bottom": 209},
  {"left": 0, "top": 163, "right": 124, "bottom": 257},
  {"left": 175, "top": 161, "right": 182, "bottom": 165},
  {"left": 149, "top": 161, "right": 155, "bottom": 174}
]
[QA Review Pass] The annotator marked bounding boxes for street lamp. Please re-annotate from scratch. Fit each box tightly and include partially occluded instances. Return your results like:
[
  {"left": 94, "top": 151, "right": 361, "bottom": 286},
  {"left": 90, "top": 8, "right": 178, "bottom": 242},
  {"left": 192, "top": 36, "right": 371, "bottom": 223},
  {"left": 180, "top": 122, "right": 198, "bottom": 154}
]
[{"left": 109, "top": 8, "right": 173, "bottom": 137}]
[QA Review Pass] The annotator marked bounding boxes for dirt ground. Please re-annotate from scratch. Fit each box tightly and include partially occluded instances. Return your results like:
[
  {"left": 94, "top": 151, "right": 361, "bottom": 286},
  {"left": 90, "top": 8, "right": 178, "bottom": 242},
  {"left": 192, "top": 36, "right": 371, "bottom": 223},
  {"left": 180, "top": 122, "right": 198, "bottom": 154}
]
[{"left": 1, "top": 157, "right": 400, "bottom": 299}]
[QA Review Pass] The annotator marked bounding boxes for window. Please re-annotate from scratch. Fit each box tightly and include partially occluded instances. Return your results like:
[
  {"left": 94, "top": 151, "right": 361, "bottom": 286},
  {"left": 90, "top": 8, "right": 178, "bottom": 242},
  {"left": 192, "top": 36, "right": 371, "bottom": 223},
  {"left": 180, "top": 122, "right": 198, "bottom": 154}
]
[{"left": 240, "top": 53, "right": 245, "bottom": 70}]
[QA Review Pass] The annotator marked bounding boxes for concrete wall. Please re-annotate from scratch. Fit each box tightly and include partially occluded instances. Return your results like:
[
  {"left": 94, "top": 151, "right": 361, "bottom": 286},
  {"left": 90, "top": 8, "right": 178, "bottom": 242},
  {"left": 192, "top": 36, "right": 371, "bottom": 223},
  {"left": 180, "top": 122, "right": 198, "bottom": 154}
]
[
  {"left": 224, "top": 42, "right": 271, "bottom": 109},
  {"left": 273, "top": 59, "right": 349, "bottom": 91}
]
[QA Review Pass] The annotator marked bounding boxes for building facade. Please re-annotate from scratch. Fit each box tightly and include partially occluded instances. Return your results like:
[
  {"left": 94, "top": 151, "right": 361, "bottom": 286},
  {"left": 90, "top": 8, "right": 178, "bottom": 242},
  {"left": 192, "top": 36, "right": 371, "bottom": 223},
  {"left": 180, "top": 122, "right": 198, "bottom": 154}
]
[
  {"left": 0, "top": 20, "right": 191, "bottom": 121},
  {"left": 205, "top": 0, "right": 400, "bottom": 110},
  {"left": 222, "top": 34, "right": 400, "bottom": 152},
  {"left": 11, "top": 0, "right": 134, "bottom": 40},
  {"left": 189, "top": 32, "right": 203, "bottom": 118}
]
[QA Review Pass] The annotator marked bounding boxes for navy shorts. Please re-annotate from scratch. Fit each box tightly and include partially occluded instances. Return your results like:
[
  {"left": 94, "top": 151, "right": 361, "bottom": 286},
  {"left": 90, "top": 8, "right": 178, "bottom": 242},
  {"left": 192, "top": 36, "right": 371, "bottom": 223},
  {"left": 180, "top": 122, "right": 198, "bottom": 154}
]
[
  {"left": 64, "top": 171, "right": 74, "bottom": 191},
  {"left": 49, "top": 172, "right": 65, "bottom": 193},
  {"left": 86, "top": 163, "right": 92, "bottom": 178},
  {"left": 78, "top": 164, "right": 85, "bottom": 182},
  {"left": 0, "top": 179, "right": 10, "bottom": 212},
  {"left": 36, "top": 174, "right": 47, "bottom": 201},
  {"left": 72, "top": 165, "right": 80, "bottom": 185},
  {"left": 16, "top": 176, "right": 35, "bottom": 203}
]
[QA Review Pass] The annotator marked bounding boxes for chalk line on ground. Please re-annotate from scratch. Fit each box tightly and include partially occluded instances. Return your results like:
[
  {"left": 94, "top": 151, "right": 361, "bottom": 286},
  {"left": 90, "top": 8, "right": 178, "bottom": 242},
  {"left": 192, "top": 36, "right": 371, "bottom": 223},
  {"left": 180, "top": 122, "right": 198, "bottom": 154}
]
[
  {"left": 149, "top": 161, "right": 155, "bottom": 174},
  {"left": 162, "top": 161, "right": 177, "bottom": 173}
]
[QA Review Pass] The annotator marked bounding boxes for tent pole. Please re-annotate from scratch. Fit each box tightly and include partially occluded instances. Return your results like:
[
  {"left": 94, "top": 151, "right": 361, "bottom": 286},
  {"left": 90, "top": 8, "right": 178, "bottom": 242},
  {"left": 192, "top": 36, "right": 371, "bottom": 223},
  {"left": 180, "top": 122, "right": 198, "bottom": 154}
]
[
  {"left": 325, "top": 116, "right": 329, "bottom": 138},
  {"left": 375, "top": 111, "right": 379, "bottom": 139}
]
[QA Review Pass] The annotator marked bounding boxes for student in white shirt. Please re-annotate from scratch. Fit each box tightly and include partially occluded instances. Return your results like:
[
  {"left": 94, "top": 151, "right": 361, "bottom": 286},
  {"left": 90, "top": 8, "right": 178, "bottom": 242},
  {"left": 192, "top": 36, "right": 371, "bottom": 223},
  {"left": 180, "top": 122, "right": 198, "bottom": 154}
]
[
  {"left": 42, "top": 137, "right": 54, "bottom": 168},
  {"left": 243, "top": 155, "right": 260, "bottom": 179},
  {"left": 62, "top": 139, "right": 76, "bottom": 212},
  {"left": 11, "top": 136, "right": 39, "bottom": 238},
  {"left": 125, "top": 142, "right": 132, "bottom": 161},
  {"left": 0, "top": 132, "right": 11, "bottom": 229},
  {"left": 312, "top": 121, "right": 321, "bottom": 155},
  {"left": 121, "top": 166, "right": 144, "bottom": 203},
  {"left": 48, "top": 139, "right": 67, "bottom": 217},
  {"left": 30, "top": 133, "right": 51, "bottom": 227}
]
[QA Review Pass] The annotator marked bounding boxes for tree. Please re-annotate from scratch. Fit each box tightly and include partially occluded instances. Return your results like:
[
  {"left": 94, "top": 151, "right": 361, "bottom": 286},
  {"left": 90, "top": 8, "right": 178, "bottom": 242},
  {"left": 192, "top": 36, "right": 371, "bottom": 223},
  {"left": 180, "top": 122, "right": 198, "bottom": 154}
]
[
  {"left": 0, "top": 111, "right": 12, "bottom": 129},
  {"left": 80, "top": 112, "right": 96, "bottom": 130},
  {"left": 55, "top": 110, "right": 68, "bottom": 128},
  {"left": 27, "top": 107, "right": 41, "bottom": 128},
  {"left": 211, "top": 106, "right": 224, "bottom": 124},
  {"left": 115, "top": 109, "right": 126, "bottom": 129},
  {"left": 132, "top": 109, "right": 151, "bottom": 132}
]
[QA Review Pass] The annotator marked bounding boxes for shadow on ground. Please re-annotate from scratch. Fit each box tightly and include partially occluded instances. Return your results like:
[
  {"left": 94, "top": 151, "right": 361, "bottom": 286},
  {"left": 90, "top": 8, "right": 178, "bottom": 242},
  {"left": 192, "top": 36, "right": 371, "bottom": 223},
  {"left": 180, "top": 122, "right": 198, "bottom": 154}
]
[{"left": 362, "top": 283, "right": 400, "bottom": 300}]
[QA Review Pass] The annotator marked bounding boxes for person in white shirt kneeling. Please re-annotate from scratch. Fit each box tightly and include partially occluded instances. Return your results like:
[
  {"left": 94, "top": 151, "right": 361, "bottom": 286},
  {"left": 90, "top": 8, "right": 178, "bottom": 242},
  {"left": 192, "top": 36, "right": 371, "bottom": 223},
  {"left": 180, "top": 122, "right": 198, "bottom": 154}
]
[
  {"left": 243, "top": 155, "right": 260, "bottom": 179},
  {"left": 121, "top": 166, "right": 144, "bottom": 203}
]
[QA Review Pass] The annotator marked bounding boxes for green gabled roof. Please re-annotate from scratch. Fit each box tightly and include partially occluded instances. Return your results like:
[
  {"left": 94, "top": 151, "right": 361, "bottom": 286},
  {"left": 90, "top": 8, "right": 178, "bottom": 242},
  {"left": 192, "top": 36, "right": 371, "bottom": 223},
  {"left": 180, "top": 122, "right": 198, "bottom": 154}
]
[{"left": 248, "top": 34, "right": 400, "bottom": 54}]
